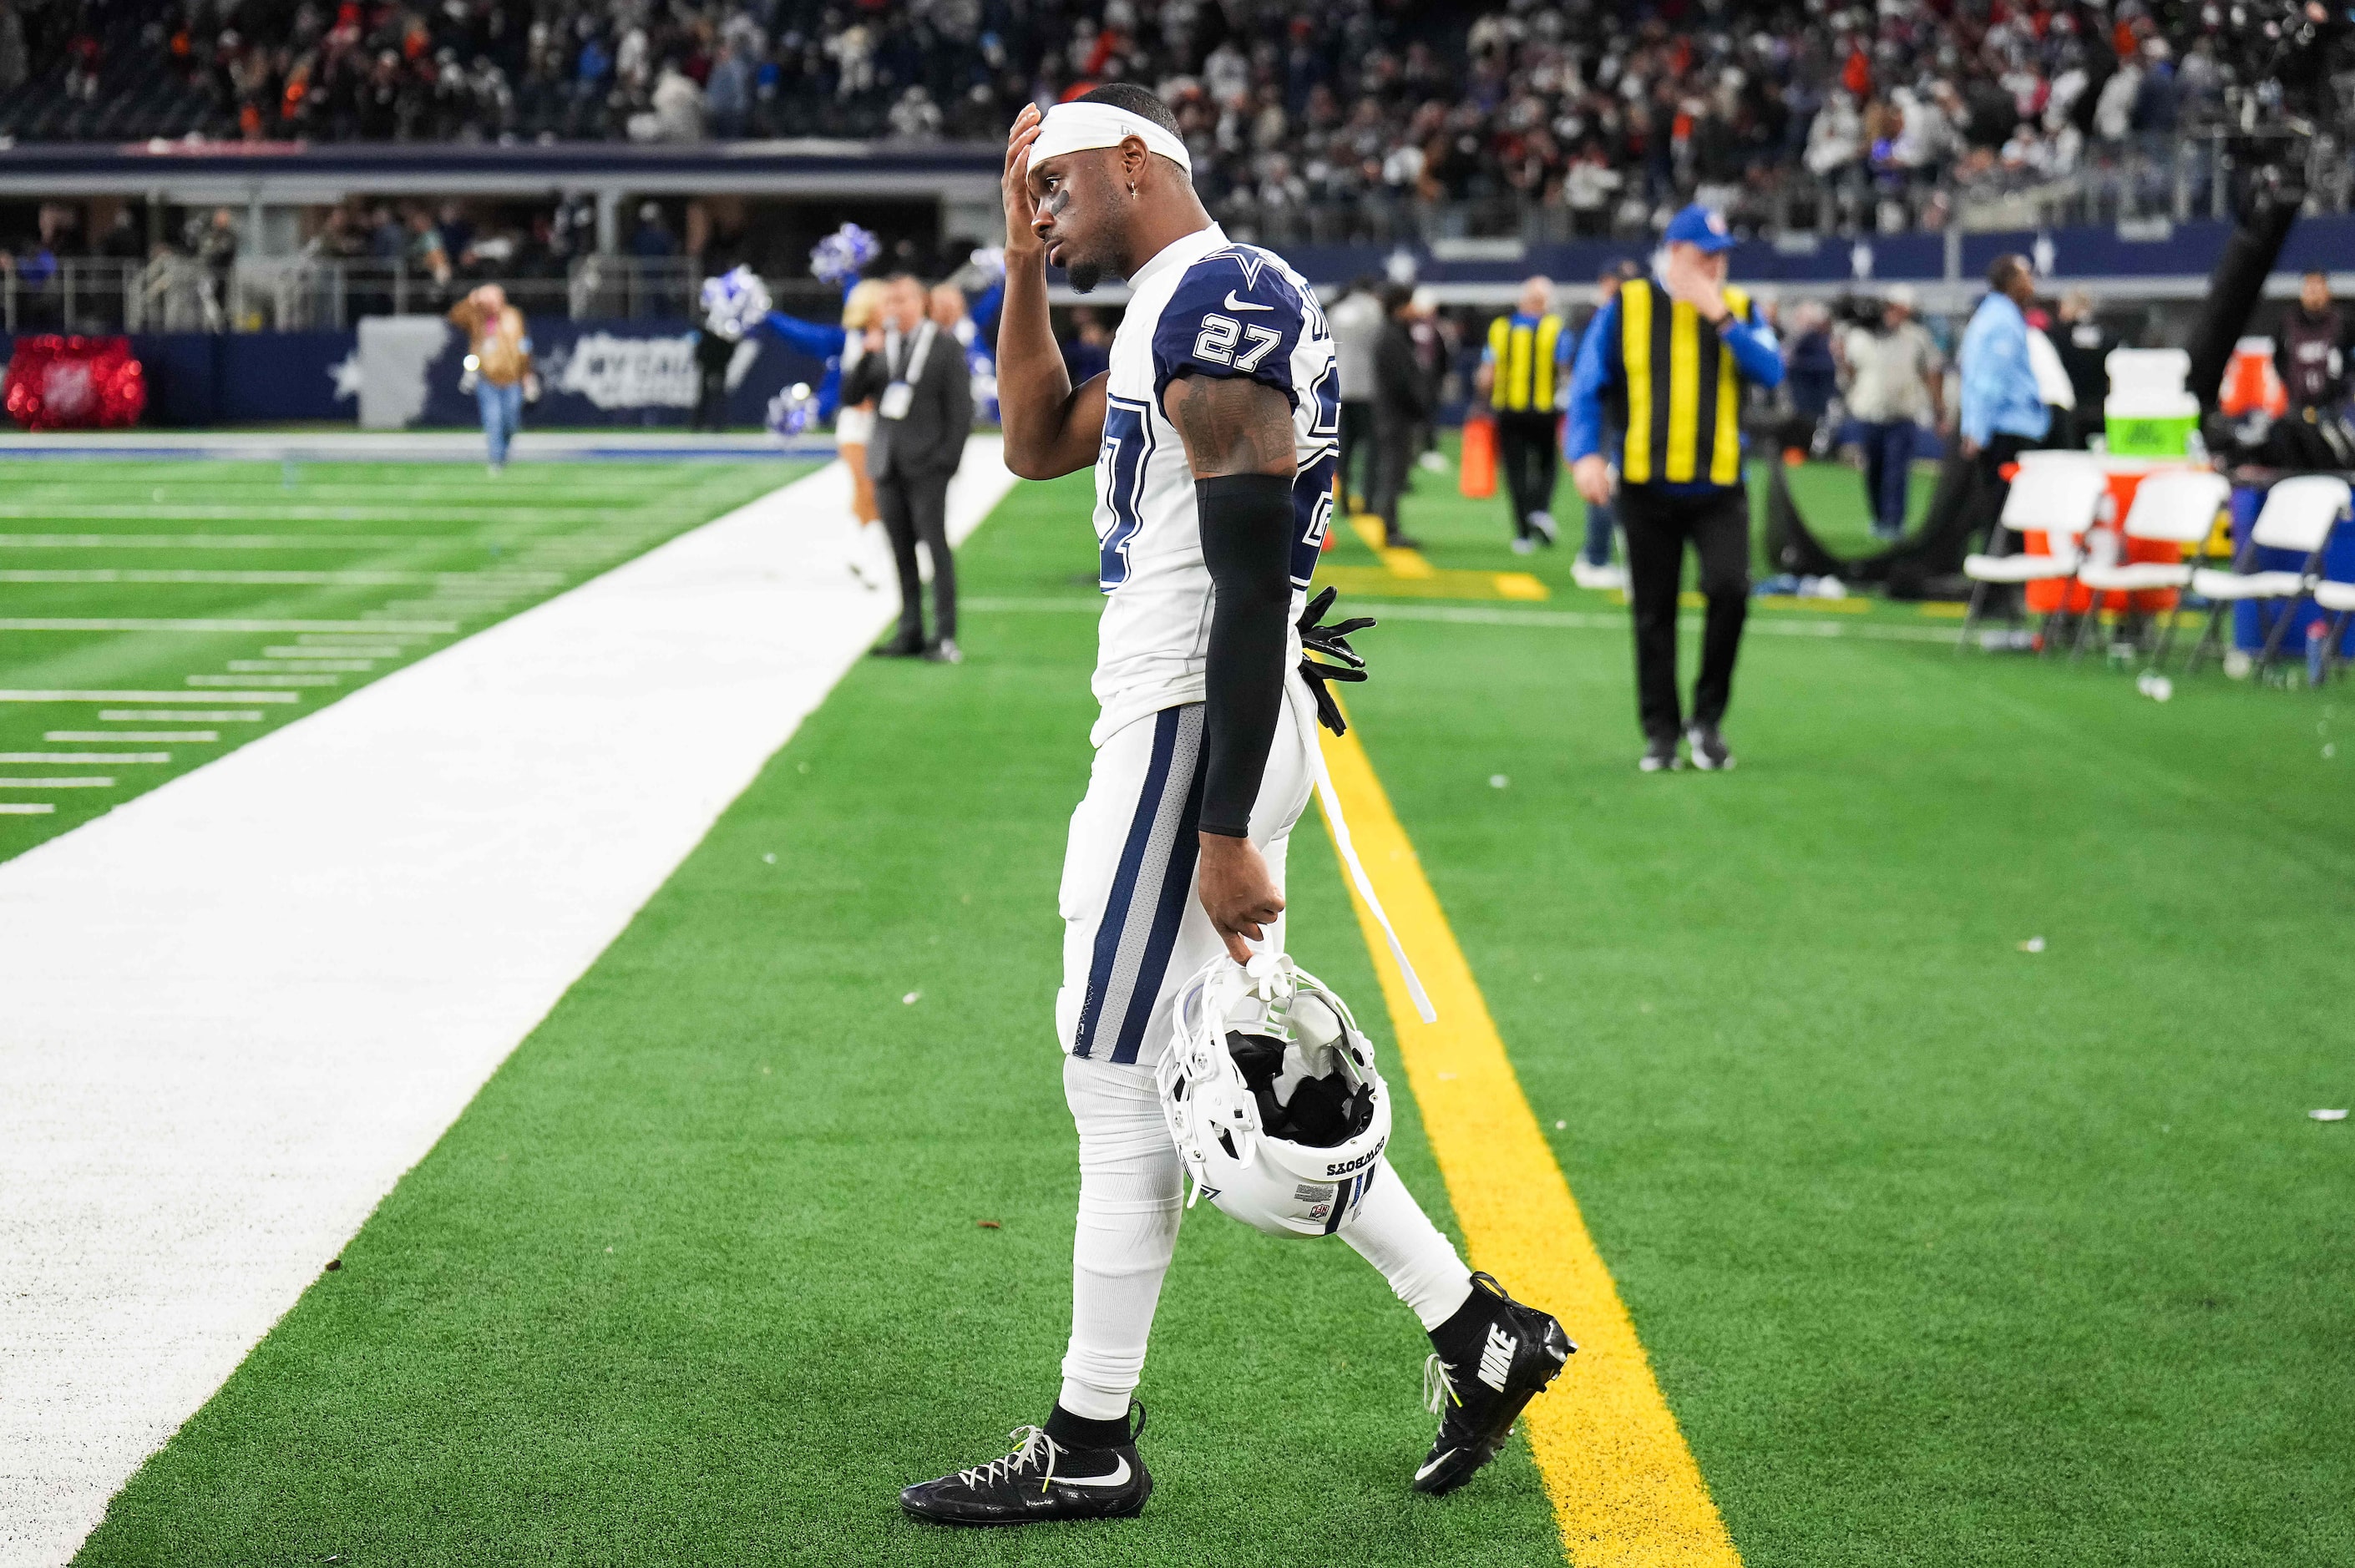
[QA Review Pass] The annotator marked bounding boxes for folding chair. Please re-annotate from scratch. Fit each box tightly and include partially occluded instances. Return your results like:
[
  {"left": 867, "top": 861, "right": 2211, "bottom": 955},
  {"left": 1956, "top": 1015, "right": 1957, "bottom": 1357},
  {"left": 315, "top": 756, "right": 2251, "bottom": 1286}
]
[
  {"left": 2315, "top": 578, "right": 2355, "bottom": 683},
  {"left": 1957, "top": 452, "right": 2107, "bottom": 655},
  {"left": 2069, "top": 468, "right": 2233, "bottom": 665},
  {"left": 2184, "top": 474, "right": 2352, "bottom": 678}
]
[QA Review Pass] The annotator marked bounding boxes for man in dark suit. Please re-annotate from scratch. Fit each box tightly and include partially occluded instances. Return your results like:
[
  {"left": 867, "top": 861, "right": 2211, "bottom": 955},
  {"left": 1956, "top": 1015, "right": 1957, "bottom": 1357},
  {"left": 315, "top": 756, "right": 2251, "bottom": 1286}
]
[{"left": 843, "top": 271, "right": 974, "bottom": 663}]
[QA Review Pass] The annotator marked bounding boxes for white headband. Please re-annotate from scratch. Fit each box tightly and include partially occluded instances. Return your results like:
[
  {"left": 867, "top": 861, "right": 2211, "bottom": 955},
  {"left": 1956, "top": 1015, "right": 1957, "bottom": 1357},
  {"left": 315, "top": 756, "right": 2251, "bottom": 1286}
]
[{"left": 1027, "top": 101, "right": 1193, "bottom": 179}]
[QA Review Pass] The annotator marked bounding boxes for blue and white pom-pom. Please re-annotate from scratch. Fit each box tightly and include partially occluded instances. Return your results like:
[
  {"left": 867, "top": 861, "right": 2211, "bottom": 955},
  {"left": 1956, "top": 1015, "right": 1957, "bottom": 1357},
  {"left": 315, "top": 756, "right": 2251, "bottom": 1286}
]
[
  {"left": 766, "top": 381, "right": 818, "bottom": 442},
  {"left": 701, "top": 266, "right": 772, "bottom": 342},
  {"left": 809, "top": 224, "right": 880, "bottom": 287}
]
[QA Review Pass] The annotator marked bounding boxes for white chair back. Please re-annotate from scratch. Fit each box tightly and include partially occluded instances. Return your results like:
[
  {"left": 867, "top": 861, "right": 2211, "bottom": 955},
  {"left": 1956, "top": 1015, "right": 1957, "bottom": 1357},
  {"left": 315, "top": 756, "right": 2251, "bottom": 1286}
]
[
  {"left": 2120, "top": 469, "right": 2231, "bottom": 545},
  {"left": 2000, "top": 453, "right": 2107, "bottom": 539},
  {"left": 2250, "top": 474, "right": 2352, "bottom": 554}
]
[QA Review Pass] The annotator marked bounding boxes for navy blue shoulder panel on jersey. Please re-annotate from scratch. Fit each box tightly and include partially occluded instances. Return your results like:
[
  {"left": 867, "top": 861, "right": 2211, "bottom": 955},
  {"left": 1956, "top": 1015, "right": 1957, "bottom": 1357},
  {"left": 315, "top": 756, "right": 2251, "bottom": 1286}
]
[{"left": 1149, "top": 247, "right": 1307, "bottom": 410}]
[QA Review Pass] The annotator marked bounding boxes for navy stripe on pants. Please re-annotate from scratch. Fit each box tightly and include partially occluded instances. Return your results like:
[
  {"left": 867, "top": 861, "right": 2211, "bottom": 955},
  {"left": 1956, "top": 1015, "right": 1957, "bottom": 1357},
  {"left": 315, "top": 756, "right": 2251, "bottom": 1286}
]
[{"left": 1071, "top": 706, "right": 1207, "bottom": 1063}]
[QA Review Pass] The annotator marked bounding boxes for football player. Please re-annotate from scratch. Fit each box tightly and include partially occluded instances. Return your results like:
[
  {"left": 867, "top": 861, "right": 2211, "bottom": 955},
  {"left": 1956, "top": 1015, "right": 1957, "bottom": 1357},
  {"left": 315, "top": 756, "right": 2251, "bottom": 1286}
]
[{"left": 897, "top": 86, "right": 1570, "bottom": 1526}]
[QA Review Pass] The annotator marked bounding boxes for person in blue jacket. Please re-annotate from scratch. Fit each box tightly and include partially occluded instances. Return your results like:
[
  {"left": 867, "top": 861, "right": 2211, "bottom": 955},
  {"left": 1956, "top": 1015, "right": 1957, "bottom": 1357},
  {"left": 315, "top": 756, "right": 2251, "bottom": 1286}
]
[{"left": 1565, "top": 204, "right": 1784, "bottom": 773}]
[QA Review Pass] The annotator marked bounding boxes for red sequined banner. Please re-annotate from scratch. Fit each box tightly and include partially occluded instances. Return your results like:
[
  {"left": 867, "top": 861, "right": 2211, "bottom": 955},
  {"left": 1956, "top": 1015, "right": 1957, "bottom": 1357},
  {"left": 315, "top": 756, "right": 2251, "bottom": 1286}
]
[{"left": 3, "top": 336, "right": 147, "bottom": 431}]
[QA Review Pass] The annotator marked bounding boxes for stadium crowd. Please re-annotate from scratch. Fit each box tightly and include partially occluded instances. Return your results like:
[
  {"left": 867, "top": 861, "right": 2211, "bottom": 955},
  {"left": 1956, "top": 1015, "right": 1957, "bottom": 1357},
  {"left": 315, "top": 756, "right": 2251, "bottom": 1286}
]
[{"left": 0, "top": 0, "right": 2275, "bottom": 240}]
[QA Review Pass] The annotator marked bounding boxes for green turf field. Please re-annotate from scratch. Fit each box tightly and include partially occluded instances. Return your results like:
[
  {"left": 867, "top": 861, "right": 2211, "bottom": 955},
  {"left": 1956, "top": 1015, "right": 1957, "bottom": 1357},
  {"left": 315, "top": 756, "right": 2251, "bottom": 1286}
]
[
  {"left": 0, "top": 458, "right": 806, "bottom": 862},
  {"left": 68, "top": 451, "right": 2355, "bottom": 1565}
]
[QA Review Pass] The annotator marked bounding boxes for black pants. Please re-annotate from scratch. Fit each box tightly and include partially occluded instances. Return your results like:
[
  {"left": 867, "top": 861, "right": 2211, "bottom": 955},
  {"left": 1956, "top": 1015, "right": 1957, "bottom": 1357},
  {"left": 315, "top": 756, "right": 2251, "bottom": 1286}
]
[
  {"left": 1495, "top": 411, "right": 1560, "bottom": 539},
  {"left": 1973, "top": 431, "right": 2038, "bottom": 553},
  {"left": 691, "top": 367, "right": 728, "bottom": 432},
  {"left": 875, "top": 465, "right": 955, "bottom": 647},
  {"left": 1621, "top": 483, "right": 1751, "bottom": 740},
  {"left": 1338, "top": 399, "right": 1374, "bottom": 505},
  {"left": 1368, "top": 413, "right": 1416, "bottom": 543}
]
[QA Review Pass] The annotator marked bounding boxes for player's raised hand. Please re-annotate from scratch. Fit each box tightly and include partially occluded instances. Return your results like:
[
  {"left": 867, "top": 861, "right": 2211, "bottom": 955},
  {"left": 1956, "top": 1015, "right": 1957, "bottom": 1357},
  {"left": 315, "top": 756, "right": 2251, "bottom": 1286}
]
[{"left": 1003, "top": 104, "right": 1045, "bottom": 262}]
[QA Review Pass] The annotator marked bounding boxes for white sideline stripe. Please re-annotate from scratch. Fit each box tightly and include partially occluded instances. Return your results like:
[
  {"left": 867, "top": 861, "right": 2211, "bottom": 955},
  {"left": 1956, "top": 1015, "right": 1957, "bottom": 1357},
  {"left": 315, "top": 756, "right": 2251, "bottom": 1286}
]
[
  {"left": 0, "top": 444, "right": 1014, "bottom": 1568},
  {"left": 0, "top": 754, "right": 168, "bottom": 764},
  {"left": 0, "top": 691, "right": 300, "bottom": 704},
  {"left": 0, "top": 620, "right": 456, "bottom": 635},
  {"left": 262, "top": 647, "right": 403, "bottom": 660},
  {"left": 0, "top": 804, "right": 54, "bottom": 815},
  {"left": 99, "top": 711, "right": 262, "bottom": 722},
  {"left": 0, "top": 778, "right": 112, "bottom": 789}
]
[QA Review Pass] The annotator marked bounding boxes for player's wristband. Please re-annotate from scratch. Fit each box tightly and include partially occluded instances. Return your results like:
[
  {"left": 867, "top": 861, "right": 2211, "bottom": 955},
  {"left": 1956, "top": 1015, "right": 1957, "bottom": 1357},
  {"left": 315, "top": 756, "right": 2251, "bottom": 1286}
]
[{"left": 1195, "top": 472, "right": 1294, "bottom": 838}]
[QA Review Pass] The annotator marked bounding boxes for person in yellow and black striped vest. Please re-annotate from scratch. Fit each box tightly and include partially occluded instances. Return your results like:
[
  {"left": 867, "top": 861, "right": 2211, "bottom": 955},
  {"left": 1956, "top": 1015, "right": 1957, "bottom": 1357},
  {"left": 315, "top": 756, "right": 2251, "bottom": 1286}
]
[
  {"left": 1567, "top": 205, "right": 1784, "bottom": 773},
  {"left": 1475, "top": 276, "right": 1573, "bottom": 554}
]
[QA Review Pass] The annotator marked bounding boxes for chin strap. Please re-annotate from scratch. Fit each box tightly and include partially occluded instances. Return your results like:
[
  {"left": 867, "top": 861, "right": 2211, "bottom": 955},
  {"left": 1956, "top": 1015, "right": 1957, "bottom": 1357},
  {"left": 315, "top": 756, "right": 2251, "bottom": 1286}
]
[{"left": 1288, "top": 663, "right": 1437, "bottom": 1024}]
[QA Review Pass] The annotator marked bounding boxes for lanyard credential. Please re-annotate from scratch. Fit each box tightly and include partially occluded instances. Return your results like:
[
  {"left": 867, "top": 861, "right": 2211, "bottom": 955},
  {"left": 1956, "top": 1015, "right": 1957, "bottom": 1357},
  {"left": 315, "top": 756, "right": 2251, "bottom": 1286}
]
[{"left": 878, "top": 321, "right": 936, "bottom": 421}]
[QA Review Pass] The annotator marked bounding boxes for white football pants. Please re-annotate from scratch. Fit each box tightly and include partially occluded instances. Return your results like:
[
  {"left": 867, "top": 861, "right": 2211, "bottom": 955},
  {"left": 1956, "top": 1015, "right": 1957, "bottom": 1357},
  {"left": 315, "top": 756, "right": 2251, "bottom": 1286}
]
[{"left": 1056, "top": 1054, "right": 1474, "bottom": 1423}]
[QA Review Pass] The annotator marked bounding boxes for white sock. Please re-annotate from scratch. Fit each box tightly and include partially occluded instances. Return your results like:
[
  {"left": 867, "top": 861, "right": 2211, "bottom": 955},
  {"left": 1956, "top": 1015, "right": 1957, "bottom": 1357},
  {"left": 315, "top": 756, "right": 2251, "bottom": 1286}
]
[
  {"left": 1339, "top": 1161, "right": 1475, "bottom": 1331},
  {"left": 1056, "top": 1055, "right": 1183, "bottom": 1422}
]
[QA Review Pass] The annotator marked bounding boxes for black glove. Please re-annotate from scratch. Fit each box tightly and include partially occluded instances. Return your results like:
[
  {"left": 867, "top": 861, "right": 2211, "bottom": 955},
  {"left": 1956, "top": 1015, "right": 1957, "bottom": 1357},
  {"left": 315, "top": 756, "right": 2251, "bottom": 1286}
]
[{"left": 1296, "top": 584, "right": 1376, "bottom": 736}]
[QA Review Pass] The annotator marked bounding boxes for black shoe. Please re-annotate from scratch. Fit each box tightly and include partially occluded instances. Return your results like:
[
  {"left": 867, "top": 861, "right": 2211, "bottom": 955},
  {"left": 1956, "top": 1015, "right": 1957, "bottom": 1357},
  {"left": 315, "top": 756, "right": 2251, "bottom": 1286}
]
[
  {"left": 869, "top": 635, "right": 923, "bottom": 659},
  {"left": 1413, "top": 1272, "right": 1574, "bottom": 1497},
  {"left": 1385, "top": 533, "right": 1426, "bottom": 551},
  {"left": 901, "top": 1405, "right": 1152, "bottom": 1525},
  {"left": 923, "top": 638, "right": 964, "bottom": 665},
  {"left": 1686, "top": 722, "right": 1734, "bottom": 771},
  {"left": 1638, "top": 734, "right": 1683, "bottom": 772}
]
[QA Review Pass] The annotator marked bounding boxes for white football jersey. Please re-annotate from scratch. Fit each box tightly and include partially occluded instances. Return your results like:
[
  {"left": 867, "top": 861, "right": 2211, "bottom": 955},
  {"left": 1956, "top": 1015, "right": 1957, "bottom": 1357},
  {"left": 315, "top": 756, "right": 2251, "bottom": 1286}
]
[{"left": 1086, "top": 221, "right": 1340, "bottom": 746}]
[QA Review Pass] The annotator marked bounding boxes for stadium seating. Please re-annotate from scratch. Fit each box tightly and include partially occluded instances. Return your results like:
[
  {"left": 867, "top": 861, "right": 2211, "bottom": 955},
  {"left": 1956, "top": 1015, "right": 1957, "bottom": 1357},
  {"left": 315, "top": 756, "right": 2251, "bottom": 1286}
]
[{"left": 0, "top": 0, "right": 2274, "bottom": 245}]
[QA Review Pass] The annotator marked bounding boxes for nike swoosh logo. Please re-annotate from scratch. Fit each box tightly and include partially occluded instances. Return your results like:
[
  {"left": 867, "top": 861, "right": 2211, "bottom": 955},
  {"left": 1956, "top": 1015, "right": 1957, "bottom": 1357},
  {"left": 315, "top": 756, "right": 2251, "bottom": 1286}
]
[
  {"left": 1223, "top": 291, "right": 1274, "bottom": 312},
  {"left": 1414, "top": 1450, "right": 1459, "bottom": 1483},
  {"left": 1054, "top": 1454, "right": 1132, "bottom": 1489}
]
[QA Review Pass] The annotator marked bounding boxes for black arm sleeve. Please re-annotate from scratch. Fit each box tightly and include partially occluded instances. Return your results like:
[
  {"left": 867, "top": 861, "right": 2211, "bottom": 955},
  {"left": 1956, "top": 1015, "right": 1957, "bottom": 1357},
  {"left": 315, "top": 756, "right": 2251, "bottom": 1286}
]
[{"left": 1195, "top": 472, "right": 1295, "bottom": 838}]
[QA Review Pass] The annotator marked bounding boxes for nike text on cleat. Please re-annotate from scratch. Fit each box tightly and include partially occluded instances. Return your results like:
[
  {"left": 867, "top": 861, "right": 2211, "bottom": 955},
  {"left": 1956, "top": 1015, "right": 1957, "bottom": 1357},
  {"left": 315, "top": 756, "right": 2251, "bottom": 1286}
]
[
  {"left": 1223, "top": 291, "right": 1274, "bottom": 311},
  {"left": 900, "top": 1405, "right": 1152, "bottom": 1525},
  {"left": 1413, "top": 1272, "right": 1574, "bottom": 1497}
]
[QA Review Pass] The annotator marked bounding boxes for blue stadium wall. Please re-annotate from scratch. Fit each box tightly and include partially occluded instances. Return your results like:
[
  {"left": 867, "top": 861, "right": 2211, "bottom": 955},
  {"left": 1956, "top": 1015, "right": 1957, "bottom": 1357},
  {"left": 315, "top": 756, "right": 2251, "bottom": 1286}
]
[{"left": 0, "top": 324, "right": 829, "bottom": 428}]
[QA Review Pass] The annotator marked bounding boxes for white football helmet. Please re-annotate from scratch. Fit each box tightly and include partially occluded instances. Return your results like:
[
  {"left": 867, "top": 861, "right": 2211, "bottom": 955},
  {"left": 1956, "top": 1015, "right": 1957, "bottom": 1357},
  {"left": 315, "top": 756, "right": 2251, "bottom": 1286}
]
[{"left": 1156, "top": 953, "right": 1392, "bottom": 1239}]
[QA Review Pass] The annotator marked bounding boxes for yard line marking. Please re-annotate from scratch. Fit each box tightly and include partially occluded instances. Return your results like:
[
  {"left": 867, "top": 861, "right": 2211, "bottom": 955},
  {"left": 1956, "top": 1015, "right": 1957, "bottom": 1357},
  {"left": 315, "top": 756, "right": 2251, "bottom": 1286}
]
[
  {"left": 99, "top": 711, "right": 263, "bottom": 722},
  {"left": 0, "top": 570, "right": 562, "bottom": 588},
  {"left": 185, "top": 675, "right": 338, "bottom": 688},
  {"left": 0, "top": 534, "right": 486, "bottom": 551},
  {"left": 47, "top": 733, "right": 215, "bottom": 742},
  {"left": 0, "top": 753, "right": 168, "bottom": 764},
  {"left": 1, "top": 690, "right": 299, "bottom": 704},
  {"left": 263, "top": 646, "right": 403, "bottom": 660},
  {"left": 0, "top": 448, "right": 1013, "bottom": 1568},
  {"left": 1318, "top": 721, "right": 1744, "bottom": 1568},
  {"left": 0, "top": 777, "right": 114, "bottom": 789},
  {"left": 225, "top": 660, "right": 373, "bottom": 673},
  {"left": 959, "top": 598, "right": 1957, "bottom": 645},
  {"left": 0, "top": 803, "right": 55, "bottom": 815},
  {"left": 0, "top": 619, "right": 457, "bottom": 634}
]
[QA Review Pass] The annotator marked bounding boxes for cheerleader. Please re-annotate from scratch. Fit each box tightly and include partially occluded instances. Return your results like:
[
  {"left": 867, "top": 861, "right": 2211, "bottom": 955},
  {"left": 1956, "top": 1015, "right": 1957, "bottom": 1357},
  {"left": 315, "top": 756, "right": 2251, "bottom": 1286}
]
[{"left": 834, "top": 277, "right": 888, "bottom": 529}]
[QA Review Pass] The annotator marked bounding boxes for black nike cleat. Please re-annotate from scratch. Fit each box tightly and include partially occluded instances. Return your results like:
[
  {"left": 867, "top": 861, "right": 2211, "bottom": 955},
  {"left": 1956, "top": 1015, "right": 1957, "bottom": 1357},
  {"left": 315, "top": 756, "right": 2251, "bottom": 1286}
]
[
  {"left": 900, "top": 1404, "right": 1152, "bottom": 1525},
  {"left": 1412, "top": 1272, "right": 1574, "bottom": 1496}
]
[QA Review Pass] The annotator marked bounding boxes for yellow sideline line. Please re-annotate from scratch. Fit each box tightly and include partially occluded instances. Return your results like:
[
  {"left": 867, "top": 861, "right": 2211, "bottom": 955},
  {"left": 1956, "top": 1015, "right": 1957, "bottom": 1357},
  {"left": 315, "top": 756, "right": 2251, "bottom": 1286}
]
[{"left": 1315, "top": 721, "right": 1743, "bottom": 1568}]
